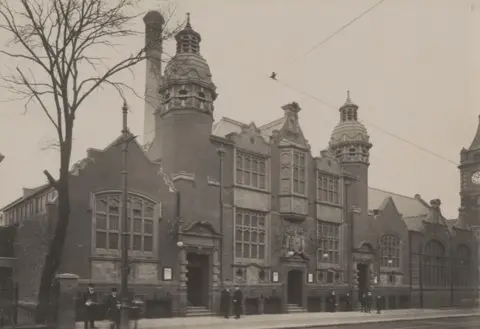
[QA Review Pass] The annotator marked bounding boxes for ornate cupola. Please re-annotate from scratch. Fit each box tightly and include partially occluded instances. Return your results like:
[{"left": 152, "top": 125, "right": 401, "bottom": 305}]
[
  {"left": 150, "top": 13, "right": 218, "bottom": 174},
  {"left": 329, "top": 91, "right": 372, "bottom": 216},
  {"left": 159, "top": 13, "right": 217, "bottom": 118},
  {"left": 329, "top": 91, "right": 372, "bottom": 165}
]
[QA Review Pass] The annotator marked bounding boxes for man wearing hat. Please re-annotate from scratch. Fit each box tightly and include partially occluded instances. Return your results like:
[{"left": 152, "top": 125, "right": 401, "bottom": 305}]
[
  {"left": 83, "top": 283, "right": 98, "bottom": 329},
  {"left": 106, "top": 288, "right": 120, "bottom": 329}
]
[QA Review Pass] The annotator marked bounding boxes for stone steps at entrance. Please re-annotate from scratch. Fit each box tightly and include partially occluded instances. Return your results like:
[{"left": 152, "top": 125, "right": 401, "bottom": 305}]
[
  {"left": 185, "top": 306, "right": 216, "bottom": 317},
  {"left": 286, "top": 303, "right": 307, "bottom": 313}
]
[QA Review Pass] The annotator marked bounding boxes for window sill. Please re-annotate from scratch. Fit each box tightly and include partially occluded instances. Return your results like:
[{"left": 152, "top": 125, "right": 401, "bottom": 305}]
[
  {"left": 278, "top": 193, "right": 308, "bottom": 200},
  {"left": 233, "top": 184, "right": 270, "bottom": 194},
  {"left": 380, "top": 267, "right": 402, "bottom": 274},
  {"left": 91, "top": 250, "right": 157, "bottom": 261},
  {"left": 234, "top": 258, "right": 267, "bottom": 267},
  {"left": 315, "top": 201, "right": 342, "bottom": 208},
  {"left": 317, "top": 263, "right": 341, "bottom": 270}
]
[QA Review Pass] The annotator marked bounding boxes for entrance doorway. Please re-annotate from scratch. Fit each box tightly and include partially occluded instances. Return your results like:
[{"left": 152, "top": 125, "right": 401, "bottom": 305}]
[
  {"left": 0, "top": 267, "right": 13, "bottom": 288},
  {"left": 357, "top": 263, "right": 369, "bottom": 298},
  {"left": 287, "top": 269, "right": 303, "bottom": 305},
  {"left": 186, "top": 253, "right": 210, "bottom": 307}
]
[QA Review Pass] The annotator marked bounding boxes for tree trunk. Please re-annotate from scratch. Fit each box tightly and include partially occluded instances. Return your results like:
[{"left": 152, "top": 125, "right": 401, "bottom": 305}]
[{"left": 35, "top": 140, "right": 72, "bottom": 324}]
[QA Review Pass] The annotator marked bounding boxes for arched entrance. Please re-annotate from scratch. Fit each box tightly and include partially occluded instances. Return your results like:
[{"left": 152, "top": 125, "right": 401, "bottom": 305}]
[{"left": 287, "top": 269, "right": 303, "bottom": 305}]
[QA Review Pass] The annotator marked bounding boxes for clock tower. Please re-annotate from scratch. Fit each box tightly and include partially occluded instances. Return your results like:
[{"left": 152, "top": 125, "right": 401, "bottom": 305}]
[{"left": 459, "top": 115, "right": 480, "bottom": 230}]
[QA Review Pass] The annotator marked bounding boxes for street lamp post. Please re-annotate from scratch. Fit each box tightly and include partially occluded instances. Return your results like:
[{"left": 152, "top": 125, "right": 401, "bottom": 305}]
[
  {"left": 120, "top": 102, "right": 131, "bottom": 329},
  {"left": 418, "top": 246, "right": 424, "bottom": 309},
  {"left": 217, "top": 147, "right": 225, "bottom": 284}
]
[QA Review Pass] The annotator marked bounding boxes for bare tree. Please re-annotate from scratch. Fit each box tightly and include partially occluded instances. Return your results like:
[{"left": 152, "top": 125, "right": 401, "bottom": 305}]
[{"left": 0, "top": 0, "right": 181, "bottom": 322}]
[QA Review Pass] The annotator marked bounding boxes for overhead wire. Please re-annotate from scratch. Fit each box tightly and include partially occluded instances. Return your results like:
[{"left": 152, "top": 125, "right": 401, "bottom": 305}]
[
  {"left": 142, "top": 0, "right": 459, "bottom": 167},
  {"left": 263, "top": 0, "right": 459, "bottom": 167},
  {"left": 273, "top": 78, "right": 459, "bottom": 166},
  {"left": 281, "top": 0, "right": 388, "bottom": 75}
]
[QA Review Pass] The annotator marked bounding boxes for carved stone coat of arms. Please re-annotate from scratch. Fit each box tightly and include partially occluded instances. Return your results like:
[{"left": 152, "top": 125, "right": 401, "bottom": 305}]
[{"left": 283, "top": 226, "right": 306, "bottom": 256}]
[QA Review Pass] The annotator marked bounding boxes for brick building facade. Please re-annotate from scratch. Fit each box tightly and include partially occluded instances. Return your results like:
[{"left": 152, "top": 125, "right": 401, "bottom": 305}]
[{"left": 0, "top": 11, "right": 478, "bottom": 317}]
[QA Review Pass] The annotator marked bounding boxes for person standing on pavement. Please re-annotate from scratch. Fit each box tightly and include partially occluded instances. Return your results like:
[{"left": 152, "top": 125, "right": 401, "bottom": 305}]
[
  {"left": 360, "top": 293, "right": 366, "bottom": 312},
  {"left": 365, "top": 292, "right": 373, "bottom": 313},
  {"left": 376, "top": 294, "right": 385, "bottom": 314},
  {"left": 220, "top": 286, "right": 231, "bottom": 318},
  {"left": 232, "top": 286, "right": 243, "bottom": 319},
  {"left": 83, "top": 283, "right": 98, "bottom": 329},
  {"left": 106, "top": 288, "right": 120, "bottom": 329},
  {"left": 326, "top": 290, "right": 337, "bottom": 312},
  {"left": 342, "top": 292, "right": 352, "bottom": 311}
]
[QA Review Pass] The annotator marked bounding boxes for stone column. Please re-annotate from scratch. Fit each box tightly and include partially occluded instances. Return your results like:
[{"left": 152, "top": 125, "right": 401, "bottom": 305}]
[
  {"left": 352, "top": 261, "right": 359, "bottom": 310},
  {"left": 211, "top": 247, "right": 221, "bottom": 314},
  {"left": 55, "top": 273, "right": 79, "bottom": 329},
  {"left": 177, "top": 247, "right": 188, "bottom": 317}
]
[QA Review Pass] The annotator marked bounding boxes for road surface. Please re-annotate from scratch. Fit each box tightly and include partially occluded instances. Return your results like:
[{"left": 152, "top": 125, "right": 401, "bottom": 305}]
[{"left": 311, "top": 315, "right": 480, "bottom": 329}]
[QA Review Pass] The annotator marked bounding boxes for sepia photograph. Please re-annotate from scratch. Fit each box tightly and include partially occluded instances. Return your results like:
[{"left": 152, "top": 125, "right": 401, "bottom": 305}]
[{"left": 0, "top": 0, "right": 479, "bottom": 328}]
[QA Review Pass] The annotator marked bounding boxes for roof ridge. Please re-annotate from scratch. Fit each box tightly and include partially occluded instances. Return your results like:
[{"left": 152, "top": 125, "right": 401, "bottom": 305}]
[
  {"left": 259, "top": 117, "right": 284, "bottom": 130},
  {"left": 368, "top": 186, "right": 418, "bottom": 201},
  {"left": 217, "top": 117, "right": 247, "bottom": 127}
]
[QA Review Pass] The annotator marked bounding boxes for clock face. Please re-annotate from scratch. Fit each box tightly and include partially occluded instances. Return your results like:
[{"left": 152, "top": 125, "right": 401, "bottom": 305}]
[{"left": 472, "top": 171, "right": 480, "bottom": 185}]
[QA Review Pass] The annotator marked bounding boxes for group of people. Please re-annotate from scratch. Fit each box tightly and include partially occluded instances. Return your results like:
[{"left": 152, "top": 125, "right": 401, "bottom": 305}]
[
  {"left": 319, "top": 290, "right": 386, "bottom": 314},
  {"left": 325, "top": 290, "right": 353, "bottom": 312},
  {"left": 84, "top": 283, "right": 386, "bottom": 327},
  {"left": 360, "top": 291, "right": 385, "bottom": 314},
  {"left": 219, "top": 286, "right": 244, "bottom": 319},
  {"left": 83, "top": 284, "right": 138, "bottom": 329}
]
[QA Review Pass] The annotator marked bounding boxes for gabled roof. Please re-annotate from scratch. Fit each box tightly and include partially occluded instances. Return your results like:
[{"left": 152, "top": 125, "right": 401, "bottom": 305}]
[
  {"left": 258, "top": 117, "right": 284, "bottom": 138},
  {"left": 1, "top": 130, "right": 154, "bottom": 212},
  {"left": 212, "top": 117, "right": 244, "bottom": 137},
  {"left": 403, "top": 216, "right": 426, "bottom": 232},
  {"left": 368, "top": 187, "right": 430, "bottom": 218},
  {"left": 212, "top": 117, "right": 276, "bottom": 142}
]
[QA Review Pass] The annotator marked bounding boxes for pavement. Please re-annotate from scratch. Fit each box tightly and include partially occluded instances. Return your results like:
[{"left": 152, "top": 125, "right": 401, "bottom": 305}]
[
  {"left": 74, "top": 308, "right": 480, "bottom": 329},
  {"left": 315, "top": 315, "right": 480, "bottom": 329}
]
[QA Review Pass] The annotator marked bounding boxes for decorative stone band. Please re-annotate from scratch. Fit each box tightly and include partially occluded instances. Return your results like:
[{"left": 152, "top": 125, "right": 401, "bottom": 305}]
[{"left": 172, "top": 172, "right": 195, "bottom": 183}]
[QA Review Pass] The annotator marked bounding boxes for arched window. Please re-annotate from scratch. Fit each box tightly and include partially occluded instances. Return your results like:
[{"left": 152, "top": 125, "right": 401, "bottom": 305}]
[
  {"left": 380, "top": 234, "right": 401, "bottom": 268},
  {"left": 94, "top": 192, "right": 157, "bottom": 254},
  {"left": 454, "top": 245, "right": 471, "bottom": 287},
  {"left": 423, "top": 240, "right": 447, "bottom": 287}
]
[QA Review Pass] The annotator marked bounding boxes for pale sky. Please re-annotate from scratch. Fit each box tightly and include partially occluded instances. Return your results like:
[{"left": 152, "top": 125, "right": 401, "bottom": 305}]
[{"left": 0, "top": 0, "right": 479, "bottom": 219}]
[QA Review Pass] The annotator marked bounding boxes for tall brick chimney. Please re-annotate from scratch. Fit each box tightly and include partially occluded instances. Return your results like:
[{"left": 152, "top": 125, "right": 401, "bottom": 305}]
[{"left": 143, "top": 11, "right": 165, "bottom": 148}]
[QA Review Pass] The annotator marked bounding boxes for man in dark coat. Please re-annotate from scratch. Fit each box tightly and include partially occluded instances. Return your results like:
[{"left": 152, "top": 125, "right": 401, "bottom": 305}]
[
  {"left": 365, "top": 292, "right": 373, "bottom": 313},
  {"left": 360, "top": 293, "right": 366, "bottom": 312},
  {"left": 376, "top": 294, "right": 385, "bottom": 314},
  {"left": 326, "top": 290, "right": 337, "bottom": 312},
  {"left": 232, "top": 286, "right": 243, "bottom": 319},
  {"left": 341, "top": 292, "right": 352, "bottom": 311},
  {"left": 83, "top": 284, "right": 98, "bottom": 329},
  {"left": 106, "top": 288, "right": 120, "bottom": 329},
  {"left": 220, "top": 286, "right": 231, "bottom": 318}
]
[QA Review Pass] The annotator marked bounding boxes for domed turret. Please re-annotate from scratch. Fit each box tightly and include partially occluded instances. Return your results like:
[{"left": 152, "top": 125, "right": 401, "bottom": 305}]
[
  {"left": 160, "top": 13, "right": 217, "bottom": 116},
  {"left": 329, "top": 91, "right": 372, "bottom": 164},
  {"left": 150, "top": 13, "right": 218, "bottom": 175}
]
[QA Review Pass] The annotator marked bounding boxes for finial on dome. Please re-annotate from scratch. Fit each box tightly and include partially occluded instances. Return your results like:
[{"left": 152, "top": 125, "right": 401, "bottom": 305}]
[
  {"left": 186, "top": 13, "right": 191, "bottom": 28},
  {"left": 345, "top": 90, "right": 352, "bottom": 105}
]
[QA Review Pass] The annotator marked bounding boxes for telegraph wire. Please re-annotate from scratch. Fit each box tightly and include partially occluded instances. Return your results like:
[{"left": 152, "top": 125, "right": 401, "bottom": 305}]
[
  {"left": 272, "top": 77, "right": 460, "bottom": 167},
  {"left": 140, "top": 0, "right": 459, "bottom": 167},
  {"left": 283, "top": 0, "right": 388, "bottom": 74},
  {"left": 140, "top": 73, "right": 459, "bottom": 167}
]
